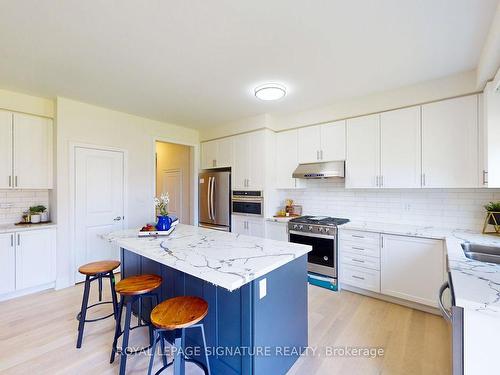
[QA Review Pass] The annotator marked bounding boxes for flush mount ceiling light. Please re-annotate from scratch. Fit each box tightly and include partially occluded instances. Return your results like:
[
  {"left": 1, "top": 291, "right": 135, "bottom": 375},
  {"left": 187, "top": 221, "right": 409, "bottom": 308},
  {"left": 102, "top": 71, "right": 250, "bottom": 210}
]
[{"left": 254, "top": 83, "right": 287, "bottom": 101}]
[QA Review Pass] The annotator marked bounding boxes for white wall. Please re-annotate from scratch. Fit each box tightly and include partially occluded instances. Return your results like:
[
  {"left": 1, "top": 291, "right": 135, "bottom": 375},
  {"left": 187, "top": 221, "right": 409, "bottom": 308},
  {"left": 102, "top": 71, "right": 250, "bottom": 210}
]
[
  {"left": 276, "top": 180, "right": 500, "bottom": 231},
  {"left": 55, "top": 97, "right": 199, "bottom": 288},
  {"left": 200, "top": 70, "right": 478, "bottom": 140},
  {"left": 0, "top": 88, "right": 54, "bottom": 118}
]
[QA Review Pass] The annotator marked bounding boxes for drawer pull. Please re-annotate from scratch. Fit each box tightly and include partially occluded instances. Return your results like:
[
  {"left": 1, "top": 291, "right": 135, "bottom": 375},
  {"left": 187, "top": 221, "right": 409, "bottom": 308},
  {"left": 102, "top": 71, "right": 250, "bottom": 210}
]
[
  {"left": 352, "top": 258, "right": 364, "bottom": 263},
  {"left": 352, "top": 247, "right": 365, "bottom": 251},
  {"left": 352, "top": 235, "right": 365, "bottom": 238},
  {"left": 352, "top": 275, "right": 365, "bottom": 280}
]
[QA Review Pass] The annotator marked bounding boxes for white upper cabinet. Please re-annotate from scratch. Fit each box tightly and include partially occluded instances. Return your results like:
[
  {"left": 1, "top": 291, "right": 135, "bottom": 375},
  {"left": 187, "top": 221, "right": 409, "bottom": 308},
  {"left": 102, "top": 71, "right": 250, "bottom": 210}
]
[
  {"left": 298, "top": 125, "right": 321, "bottom": 164},
  {"left": 0, "top": 112, "right": 53, "bottom": 189},
  {"left": 201, "top": 137, "right": 233, "bottom": 169},
  {"left": 321, "top": 121, "right": 346, "bottom": 162},
  {"left": 13, "top": 113, "right": 53, "bottom": 189},
  {"left": 381, "top": 234, "right": 444, "bottom": 307},
  {"left": 346, "top": 114, "right": 380, "bottom": 188},
  {"left": 380, "top": 107, "right": 421, "bottom": 188},
  {"left": 297, "top": 121, "right": 346, "bottom": 164},
  {"left": 422, "top": 95, "right": 478, "bottom": 188},
  {"left": 0, "top": 111, "right": 13, "bottom": 189},
  {"left": 232, "top": 131, "right": 266, "bottom": 190},
  {"left": 481, "top": 82, "right": 500, "bottom": 187},
  {"left": 275, "top": 129, "right": 299, "bottom": 189}
]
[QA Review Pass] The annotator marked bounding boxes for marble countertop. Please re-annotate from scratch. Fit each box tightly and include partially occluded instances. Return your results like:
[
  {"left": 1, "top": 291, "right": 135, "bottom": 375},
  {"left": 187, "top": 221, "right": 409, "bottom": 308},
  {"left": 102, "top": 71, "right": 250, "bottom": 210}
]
[
  {"left": 104, "top": 224, "right": 311, "bottom": 291},
  {"left": 341, "top": 221, "right": 500, "bottom": 315},
  {"left": 265, "top": 217, "right": 293, "bottom": 223},
  {"left": 0, "top": 222, "right": 57, "bottom": 234}
]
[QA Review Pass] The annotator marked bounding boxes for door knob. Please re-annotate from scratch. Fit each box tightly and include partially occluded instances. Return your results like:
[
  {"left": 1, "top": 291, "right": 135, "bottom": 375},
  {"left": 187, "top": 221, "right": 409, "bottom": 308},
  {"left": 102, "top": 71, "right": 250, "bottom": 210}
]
[{"left": 113, "top": 216, "right": 122, "bottom": 221}]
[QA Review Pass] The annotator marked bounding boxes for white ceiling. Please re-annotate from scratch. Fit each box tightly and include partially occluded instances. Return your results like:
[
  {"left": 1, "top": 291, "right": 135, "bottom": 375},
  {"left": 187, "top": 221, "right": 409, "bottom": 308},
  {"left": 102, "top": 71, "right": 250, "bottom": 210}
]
[{"left": 0, "top": 0, "right": 497, "bottom": 129}]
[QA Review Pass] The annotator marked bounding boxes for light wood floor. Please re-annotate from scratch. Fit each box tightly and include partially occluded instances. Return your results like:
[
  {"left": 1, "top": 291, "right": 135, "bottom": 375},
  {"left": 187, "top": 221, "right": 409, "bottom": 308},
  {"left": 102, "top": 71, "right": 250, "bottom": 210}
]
[{"left": 0, "top": 276, "right": 451, "bottom": 375}]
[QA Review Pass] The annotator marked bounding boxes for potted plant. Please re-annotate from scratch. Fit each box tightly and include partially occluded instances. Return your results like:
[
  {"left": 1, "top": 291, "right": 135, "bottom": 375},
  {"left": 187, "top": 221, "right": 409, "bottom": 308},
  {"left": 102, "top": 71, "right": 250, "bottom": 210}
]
[
  {"left": 29, "top": 205, "right": 46, "bottom": 223},
  {"left": 154, "top": 193, "right": 172, "bottom": 231},
  {"left": 484, "top": 201, "right": 500, "bottom": 225}
]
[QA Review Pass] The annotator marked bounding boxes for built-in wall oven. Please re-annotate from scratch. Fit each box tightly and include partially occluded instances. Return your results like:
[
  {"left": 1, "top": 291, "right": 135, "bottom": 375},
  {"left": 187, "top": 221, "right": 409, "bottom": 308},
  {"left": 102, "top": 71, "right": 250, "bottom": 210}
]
[{"left": 231, "top": 191, "right": 263, "bottom": 216}]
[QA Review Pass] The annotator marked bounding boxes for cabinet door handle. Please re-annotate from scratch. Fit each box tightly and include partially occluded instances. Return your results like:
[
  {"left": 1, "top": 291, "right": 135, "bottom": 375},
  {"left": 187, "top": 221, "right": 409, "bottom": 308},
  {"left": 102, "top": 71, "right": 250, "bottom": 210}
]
[
  {"left": 352, "top": 246, "right": 365, "bottom": 251},
  {"left": 320, "top": 150, "right": 323, "bottom": 160},
  {"left": 380, "top": 175, "right": 383, "bottom": 187},
  {"left": 352, "top": 258, "right": 365, "bottom": 263},
  {"left": 15, "top": 176, "right": 18, "bottom": 187},
  {"left": 352, "top": 275, "right": 365, "bottom": 280},
  {"left": 352, "top": 235, "right": 364, "bottom": 238},
  {"left": 375, "top": 175, "right": 379, "bottom": 187},
  {"left": 8, "top": 175, "right": 11, "bottom": 187},
  {"left": 10, "top": 234, "right": 14, "bottom": 247},
  {"left": 316, "top": 150, "right": 319, "bottom": 160},
  {"left": 422, "top": 173, "right": 426, "bottom": 187},
  {"left": 17, "top": 233, "right": 20, "bottom": 246},
  {"left": 483, "top": 170, "right": 488, "bottom": 185},
  {"left": 213, "top": 159, "right": 216, "bottom": 167}
]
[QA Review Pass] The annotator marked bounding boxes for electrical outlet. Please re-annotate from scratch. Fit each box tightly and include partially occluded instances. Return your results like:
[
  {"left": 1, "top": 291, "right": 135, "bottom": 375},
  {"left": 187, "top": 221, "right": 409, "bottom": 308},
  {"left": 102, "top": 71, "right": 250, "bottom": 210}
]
[
  {"left": 259, "top": 278, "right": 267, "bottom": 299},
  {"left": 403, "top": 203, "right": 411, "bottom": 212},
  {"left": 0, "top": 203, "right": 13, "bottom": 209}
]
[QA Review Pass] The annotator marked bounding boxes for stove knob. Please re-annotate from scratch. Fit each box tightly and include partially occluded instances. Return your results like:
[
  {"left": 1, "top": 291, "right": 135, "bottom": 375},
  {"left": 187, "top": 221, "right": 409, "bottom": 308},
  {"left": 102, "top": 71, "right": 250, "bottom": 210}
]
[
  {"left": 298, "top": 225, "right": 304, "bottom": 230},
  {"left": 318, "top": 227, "right": 324, "bottom": 232},
  {"left": 324, "top": 227, "right": 330, "bottom": 233},
  {"left": 293, "top": 224, "right": 298, "bottom": 230},
  {"left": 308, "top": 226, "right": 313, "bottom": 231}
]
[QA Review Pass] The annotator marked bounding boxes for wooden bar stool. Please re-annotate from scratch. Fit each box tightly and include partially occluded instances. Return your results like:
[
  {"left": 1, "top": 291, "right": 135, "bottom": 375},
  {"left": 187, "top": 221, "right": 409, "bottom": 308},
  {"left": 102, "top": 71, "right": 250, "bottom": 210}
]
[
  {"left": 148, "top": 296, "right": 211, "bottom": 375},
  {"left": 76, "top": 260, "right": 120, "bottom": 348},
  {"left": 110, "top": 274, "right": 163, "bottom": 375}
]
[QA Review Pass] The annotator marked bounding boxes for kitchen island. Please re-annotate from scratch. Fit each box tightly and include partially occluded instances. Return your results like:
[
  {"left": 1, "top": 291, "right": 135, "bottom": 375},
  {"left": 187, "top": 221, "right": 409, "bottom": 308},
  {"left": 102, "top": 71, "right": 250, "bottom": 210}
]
[{"left": 105, "top": 224, "right": 311, "bottom": 375}]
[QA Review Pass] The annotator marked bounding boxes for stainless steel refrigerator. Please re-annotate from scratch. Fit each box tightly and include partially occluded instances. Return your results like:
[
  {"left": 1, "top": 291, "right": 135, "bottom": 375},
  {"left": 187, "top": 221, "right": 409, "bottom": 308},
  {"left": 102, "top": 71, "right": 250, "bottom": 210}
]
[{"left": 198, "top": 170, "right": 231, "bottom": 231}]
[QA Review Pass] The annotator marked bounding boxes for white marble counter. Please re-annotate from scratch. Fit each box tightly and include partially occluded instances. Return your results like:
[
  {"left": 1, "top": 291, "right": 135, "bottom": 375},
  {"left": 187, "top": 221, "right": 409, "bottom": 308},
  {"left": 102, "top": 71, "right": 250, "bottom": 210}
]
[
  {"left": 341, "top": 221, "right": 500, "bottom": 315},
  {"left": 265, "top": 217, "right": 292, "bottom": 223},
  {"left": 104, "top": 224, "right": 311, "bottom": 291},
  {"left": 0, "top": 222, "right": 57, "bottom": 234}
]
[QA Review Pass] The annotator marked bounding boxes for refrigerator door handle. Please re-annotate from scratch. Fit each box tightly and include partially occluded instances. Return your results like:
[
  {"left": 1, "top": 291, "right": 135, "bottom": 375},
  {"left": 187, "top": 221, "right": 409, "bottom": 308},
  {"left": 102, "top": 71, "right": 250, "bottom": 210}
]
[
  {"left": 211, "top": 177, "right": 216, "bottom": 220},
  {"left": 207, "top": 177, "right": 213, "bottom": 220}
]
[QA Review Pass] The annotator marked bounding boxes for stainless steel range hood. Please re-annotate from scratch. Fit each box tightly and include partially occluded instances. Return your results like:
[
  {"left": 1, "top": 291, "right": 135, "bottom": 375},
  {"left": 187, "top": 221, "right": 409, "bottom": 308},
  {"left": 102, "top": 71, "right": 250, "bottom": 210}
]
[{"left": 292, "top": 161, "right": 345, "bottom": 179}]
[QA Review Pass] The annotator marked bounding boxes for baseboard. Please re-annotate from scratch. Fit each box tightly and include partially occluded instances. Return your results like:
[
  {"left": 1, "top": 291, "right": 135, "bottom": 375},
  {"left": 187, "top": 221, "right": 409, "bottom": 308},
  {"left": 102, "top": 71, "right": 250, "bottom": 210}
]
[
  {"left": 0, "top": 282, "right": 56, "bottom": 302},
  {"left": 340, "top": 284, "right": 441, "bottom": 316}
]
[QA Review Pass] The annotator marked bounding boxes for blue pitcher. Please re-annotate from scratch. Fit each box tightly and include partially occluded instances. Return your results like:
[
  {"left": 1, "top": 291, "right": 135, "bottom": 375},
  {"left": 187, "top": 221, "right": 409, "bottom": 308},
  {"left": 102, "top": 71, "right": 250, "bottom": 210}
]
[{"left": 156, "top": 215, "right": 172, "bottom": 231}]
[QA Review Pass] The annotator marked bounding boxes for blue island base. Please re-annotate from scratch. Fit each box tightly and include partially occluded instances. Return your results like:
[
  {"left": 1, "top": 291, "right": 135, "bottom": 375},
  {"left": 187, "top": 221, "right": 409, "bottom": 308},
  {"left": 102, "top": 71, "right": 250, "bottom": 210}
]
[{"left": 121, "top": 249, "right": 309, "bottom": 375}]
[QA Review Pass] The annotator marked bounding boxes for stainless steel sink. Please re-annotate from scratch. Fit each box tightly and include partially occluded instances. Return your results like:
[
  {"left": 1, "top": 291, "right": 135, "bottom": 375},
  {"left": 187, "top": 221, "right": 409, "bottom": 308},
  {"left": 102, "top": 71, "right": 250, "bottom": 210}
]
[{"left": 461, "top": 243, "right": 500, "bottom": 264}]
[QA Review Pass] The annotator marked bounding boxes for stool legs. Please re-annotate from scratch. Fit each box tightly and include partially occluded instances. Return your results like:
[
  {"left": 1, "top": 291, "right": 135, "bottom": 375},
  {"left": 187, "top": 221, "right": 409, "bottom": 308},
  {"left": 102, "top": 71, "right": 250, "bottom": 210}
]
[
  {"left": 76, "top": 275, "right": 91, "bottom": 348},
  {"left": 110, "top": 273, "right": 118, "bottom": 320},
  {"left": 110, "top": 295, "right": 124, "bottom": 364},
  {"left": 119, "top": 300, "right": 133, "bottom": 375}
]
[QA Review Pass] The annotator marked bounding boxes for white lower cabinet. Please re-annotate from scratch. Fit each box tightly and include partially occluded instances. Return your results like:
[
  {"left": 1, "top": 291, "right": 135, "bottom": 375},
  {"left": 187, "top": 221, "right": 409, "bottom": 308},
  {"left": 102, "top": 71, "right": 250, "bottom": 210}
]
[
  {"left": 0, "top": 233, "right": 16, "bottom": 294},
  {"left": 231, "top": 216, "right": 264, "bottom": 238},
  {"left": 339, "top": 229, "right": 445, "bottom": 308},
  {"left": 380, "top": 234, "right": 444, "bottom": 307},
  {"left": 265, "top": 221, "right": 288, "bottom": 242},
  {"left": 0, "top": 228, "right": 56, "bottom": 299}
]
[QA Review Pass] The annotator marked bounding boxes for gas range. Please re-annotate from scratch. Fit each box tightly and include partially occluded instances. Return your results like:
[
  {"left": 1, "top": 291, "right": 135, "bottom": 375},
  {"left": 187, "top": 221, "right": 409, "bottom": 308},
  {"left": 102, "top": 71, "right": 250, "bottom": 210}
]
[
  {"left": 288, "top": 215, "right": 350, "bottom": 236},
  {"left": 288, "top": 216, "right": 350, "bottom": 288}
]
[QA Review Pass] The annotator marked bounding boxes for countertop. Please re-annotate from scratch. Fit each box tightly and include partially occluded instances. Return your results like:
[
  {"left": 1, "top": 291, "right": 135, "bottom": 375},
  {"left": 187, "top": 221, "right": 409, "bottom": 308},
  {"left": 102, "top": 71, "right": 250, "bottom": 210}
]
[
  {"left": 265, "top": 216, "right": 293, "bottom": 223},
  {"left": 341, "top": 221, "right": 500, "bottom": 316},
  {"left": 104, "top": 224, "right": 312, "bottom": 291},
  {"left": 0, "top": 222, "right": 57, "bottom": 234}
]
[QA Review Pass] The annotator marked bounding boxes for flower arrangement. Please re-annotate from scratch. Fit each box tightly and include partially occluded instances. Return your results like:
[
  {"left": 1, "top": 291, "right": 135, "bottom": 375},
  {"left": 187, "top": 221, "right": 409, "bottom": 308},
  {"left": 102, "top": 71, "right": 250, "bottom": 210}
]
[{"left": 154, "top": 193, "right": 170, "bottom": 217}]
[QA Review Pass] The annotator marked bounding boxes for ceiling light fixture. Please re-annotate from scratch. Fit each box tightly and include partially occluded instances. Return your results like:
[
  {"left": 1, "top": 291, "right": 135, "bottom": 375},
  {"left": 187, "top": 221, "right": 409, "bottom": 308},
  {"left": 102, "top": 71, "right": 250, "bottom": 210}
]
[{"left": 254, "top": 83, "right": 287, "bottom": 101}]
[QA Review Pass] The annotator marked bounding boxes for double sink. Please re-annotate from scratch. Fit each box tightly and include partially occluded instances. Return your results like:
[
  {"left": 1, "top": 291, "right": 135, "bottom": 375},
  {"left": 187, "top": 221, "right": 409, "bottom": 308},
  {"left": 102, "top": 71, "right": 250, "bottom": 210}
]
[{"left": 462, "top": 242, "right": 500, "bottom": 264}]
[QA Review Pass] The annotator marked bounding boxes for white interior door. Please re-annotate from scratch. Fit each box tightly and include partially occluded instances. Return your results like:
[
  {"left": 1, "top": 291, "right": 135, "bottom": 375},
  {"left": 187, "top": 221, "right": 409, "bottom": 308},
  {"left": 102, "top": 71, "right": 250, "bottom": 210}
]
[
  {"left": 161, "top": 169, "right": 182, "bottom": 222},
  {"left": 75, "top": 147, "right": 124, "bottom": 282}
]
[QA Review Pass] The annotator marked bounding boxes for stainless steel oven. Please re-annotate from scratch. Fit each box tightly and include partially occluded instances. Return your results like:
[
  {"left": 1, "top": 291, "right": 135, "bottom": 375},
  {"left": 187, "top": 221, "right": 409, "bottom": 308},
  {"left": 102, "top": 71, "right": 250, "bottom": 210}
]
[{"left": 231, "top": 190, "right": 263, "bottom": 216}]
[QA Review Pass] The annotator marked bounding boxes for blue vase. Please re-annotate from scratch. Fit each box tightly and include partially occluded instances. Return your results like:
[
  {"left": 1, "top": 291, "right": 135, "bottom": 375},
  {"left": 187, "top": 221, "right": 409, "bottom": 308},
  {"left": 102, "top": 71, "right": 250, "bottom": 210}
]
[{"left": 156, "top": 215, "right": 172, "bottom": 231}]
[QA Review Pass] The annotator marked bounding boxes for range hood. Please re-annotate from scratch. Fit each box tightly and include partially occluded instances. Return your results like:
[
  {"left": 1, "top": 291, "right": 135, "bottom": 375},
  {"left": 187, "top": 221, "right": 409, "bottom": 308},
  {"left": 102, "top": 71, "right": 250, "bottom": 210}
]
[{"left": 292, "top": 161, "right": 345, "bottom": 179}]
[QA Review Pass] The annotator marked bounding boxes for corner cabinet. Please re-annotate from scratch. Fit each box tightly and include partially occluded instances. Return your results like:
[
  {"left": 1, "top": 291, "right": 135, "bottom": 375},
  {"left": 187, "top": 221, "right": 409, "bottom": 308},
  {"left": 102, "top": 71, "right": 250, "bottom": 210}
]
[
  {"left": 421, "top": 95, "right": 478, "bottom": 188},
  {"left": 380, "top": 234, "right": 444, "bottom": 307},
  {"left": 0, "top": 228, "right": 56, "bottom": 301},
  {"left": 0, "top": 111, "right": 53, "bottom": 189},
  {"left": 275, "top": 129, "right": 303, "bottom": 189}
]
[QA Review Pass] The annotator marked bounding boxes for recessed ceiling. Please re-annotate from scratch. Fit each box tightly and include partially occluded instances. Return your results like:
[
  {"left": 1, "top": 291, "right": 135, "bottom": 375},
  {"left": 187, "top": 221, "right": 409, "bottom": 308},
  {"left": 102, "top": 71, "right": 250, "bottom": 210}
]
[{"left": 0, "top": 0, "right": 497, "bottom": 129}]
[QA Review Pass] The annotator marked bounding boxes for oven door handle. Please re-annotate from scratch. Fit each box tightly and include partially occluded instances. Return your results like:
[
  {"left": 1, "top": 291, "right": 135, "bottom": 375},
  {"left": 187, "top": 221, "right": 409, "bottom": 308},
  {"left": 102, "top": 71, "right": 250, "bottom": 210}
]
[{"left": 289, "top": 230, "right": 335, "bottom": 239}]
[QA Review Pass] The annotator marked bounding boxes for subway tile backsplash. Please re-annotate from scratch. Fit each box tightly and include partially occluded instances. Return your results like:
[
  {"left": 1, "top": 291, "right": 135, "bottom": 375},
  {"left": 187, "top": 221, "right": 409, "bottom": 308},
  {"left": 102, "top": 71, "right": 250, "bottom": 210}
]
[
  {"left": 277, "top": 180, "right": 500, "bottom": 231},
  {"left": 0, "top": 190, "right": 50, "bottom": 225}
]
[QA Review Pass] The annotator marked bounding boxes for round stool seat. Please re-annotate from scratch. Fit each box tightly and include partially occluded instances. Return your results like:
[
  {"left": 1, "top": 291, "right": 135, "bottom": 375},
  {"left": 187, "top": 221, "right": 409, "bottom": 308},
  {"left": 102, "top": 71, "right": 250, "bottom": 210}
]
[
  {"left": 116, "top": 274, "right": 162, "bottom": 296},
  {"left": 151, "top": 296, "right": 208, "bottom": 330},
  {"left": 78, "top": 260, "right": 121, "bottom": 276}
]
